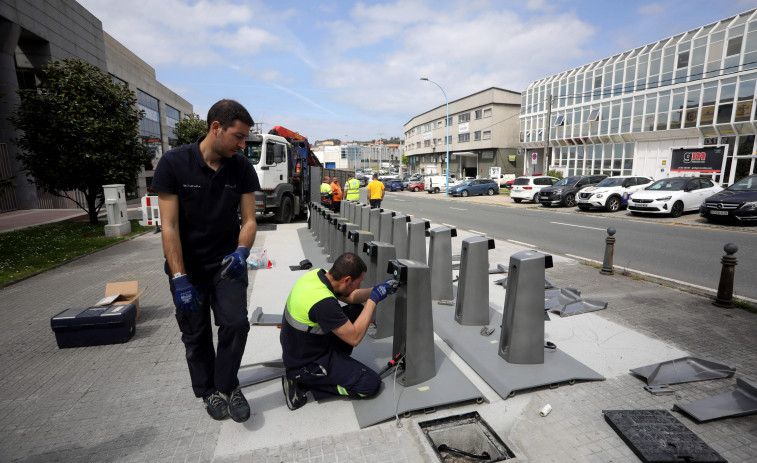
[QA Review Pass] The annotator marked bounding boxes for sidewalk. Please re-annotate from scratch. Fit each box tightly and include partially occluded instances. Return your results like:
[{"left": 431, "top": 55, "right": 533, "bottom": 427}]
[{"left": 0, "top": 215, "right": 755, "bottom": 462}]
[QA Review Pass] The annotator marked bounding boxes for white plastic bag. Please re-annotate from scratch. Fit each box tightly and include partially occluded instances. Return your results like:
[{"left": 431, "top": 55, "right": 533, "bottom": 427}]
[{"left": 247, "top": 247, "right": 271, "bottom": 269}]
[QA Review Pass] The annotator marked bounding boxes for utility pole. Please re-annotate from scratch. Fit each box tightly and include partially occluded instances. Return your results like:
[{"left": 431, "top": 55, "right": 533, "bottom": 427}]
[
  {"left": 543, "top": 92, "right": 552, "bottom": 176},
  {"left": 377, "top": 132, "right": 384, "bottom": 172}
]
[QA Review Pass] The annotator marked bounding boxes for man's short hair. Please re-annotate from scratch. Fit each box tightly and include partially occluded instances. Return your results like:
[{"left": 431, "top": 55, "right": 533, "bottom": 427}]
[
  {"left": 207, "top": 99, "right": 254, "bottom": 130},
  {"left": 372, "top": 173, "right": 378, "bottom": 179},
  {"left": 332, "top": 178, "right": 339, "bottom": 183},
  {"left": 329, "top": 253, "right": 367, "bottom": 280},
  {"left": 324, "top": 176, "right": 330, "bottom": 182}
]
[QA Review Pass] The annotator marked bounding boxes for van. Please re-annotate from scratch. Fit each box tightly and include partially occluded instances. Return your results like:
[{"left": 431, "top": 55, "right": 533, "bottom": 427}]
[{"left": 424, "top": 174, "right": 459, "bottom": 193}]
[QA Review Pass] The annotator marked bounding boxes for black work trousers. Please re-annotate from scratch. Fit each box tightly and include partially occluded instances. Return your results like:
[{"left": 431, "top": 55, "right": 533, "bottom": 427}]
[
  {"left": 166, "top": 261, "right": 250, "bottom": 398},
  {"left": 286, "top": 304, "right": 381, "bottom": 400}
]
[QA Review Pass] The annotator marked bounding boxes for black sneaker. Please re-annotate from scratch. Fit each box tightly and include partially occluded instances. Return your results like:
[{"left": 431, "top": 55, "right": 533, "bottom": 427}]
[
  {"left": 203, "top": 392, "right": 228, "bottom": 420},
  {"left": 282, "top": 376, "right": 308, "bottom": 410},
  {"left": 227, "top": 387, "right": 251, "bottom": 423}
]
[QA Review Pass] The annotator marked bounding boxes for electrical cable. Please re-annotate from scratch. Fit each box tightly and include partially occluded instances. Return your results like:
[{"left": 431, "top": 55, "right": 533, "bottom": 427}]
[
  {"left": 437, "top": 444, "right": 491, "bottom": 460},
  {"left": 393, "top": 357, "right": 404, "bottom": 428}
]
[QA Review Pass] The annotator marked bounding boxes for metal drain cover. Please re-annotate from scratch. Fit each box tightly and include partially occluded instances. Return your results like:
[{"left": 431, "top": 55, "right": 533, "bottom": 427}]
[
  {"left": 603, "top": 410, "right": 726, "bottom": 462},
  {"left": 419, "top": 411, "right": 515, "bottom": 462}
]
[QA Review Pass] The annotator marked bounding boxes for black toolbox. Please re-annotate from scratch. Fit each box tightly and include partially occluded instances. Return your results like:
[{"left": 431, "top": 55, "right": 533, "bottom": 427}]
[{"left": 50, "top": 304, "right": 136, "bottom": 348}]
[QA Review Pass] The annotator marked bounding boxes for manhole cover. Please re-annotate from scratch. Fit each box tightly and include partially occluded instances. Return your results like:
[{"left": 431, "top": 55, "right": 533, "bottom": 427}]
[
  {"left": 603, "top": 410, "right": 726, "bottom": 463},
  {"left": 419, "top": 411, "right": 515, "bottom": 462}
]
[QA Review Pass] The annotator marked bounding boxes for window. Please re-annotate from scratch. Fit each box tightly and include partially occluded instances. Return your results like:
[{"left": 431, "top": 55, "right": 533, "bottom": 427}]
[
  {"left": 586, "top": 109, "right": 600, "bottom": 122},
  {"left": 437, "top": 120, "right": 443, "bottom": 128},
  {"left": 482, "top": 131, "right": 491, "bottom": 140},
  {"left": 459, "top": 113, "right": 470, "bottom": 123},
  {"left": 554, "top": 114, "right": 565, "bottom": 126},
  {"left": 727, "top": 35, "right": 743, "bottom": 56},
  {"left": 416, "top": 142, "right": 421, "bottom": 148},
  {"left": 474, "top": 131, "right": 481, "bottom": 141},
  {"left": 447, "top": 117, "right": 452, "bottom": 126},
  {"left": 458, "top": 133, "right": 470, "bottom": 142},
  {"left": 475, "top": 109, "right": 482, "bottom": 119},
  {"left": 424, "top": 140, "right": 430, "bottom": 147},
  {"left": 447, "top": 135, "right": 452, "bottom": 144},
  {"left": 677, "top": 51, "right": 689, "bottom": 69}
]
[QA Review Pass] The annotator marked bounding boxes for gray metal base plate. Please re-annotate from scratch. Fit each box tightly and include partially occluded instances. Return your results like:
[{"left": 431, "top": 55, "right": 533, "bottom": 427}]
[
  {"left": 630, "top": 357, "right": 736, "bottom": 386},
  {"left": 350, "top": 335, "right": 485, "bottom": 429},
  {"left": 674, "top": 376, "right": 757, "bottom": 422},
  {"left": 250, "top": 306, "right": 282, "bottom": 326},
  {"left": 238, "top": 365, "right": 284, "bottom": 387},
  {"left": 433, "top": 303, "right": 604, "bottom": 399}
]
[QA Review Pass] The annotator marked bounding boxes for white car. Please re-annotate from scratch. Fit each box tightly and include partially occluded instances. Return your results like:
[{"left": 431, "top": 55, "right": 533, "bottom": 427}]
[
  {"left": 577, "top": 176, "right": 653, "bottom": 212},
  {"left": 629, "top": 177, "right": 722, "bottom": 217},
  {"left": 510, "top": 176, "right": 558, "bottom": 203}
]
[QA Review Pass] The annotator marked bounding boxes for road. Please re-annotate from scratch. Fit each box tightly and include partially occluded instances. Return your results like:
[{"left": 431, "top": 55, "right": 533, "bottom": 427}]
[{"left": 381, "top": 191, "right": 757, "bottom": 301}]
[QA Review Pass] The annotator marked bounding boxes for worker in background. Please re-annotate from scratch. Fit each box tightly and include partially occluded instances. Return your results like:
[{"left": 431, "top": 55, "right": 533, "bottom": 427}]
[
  {"left": 330, "top": 177, "right": 343, "bottom": 213},
  {"left": 366, "top": 173, "right": 385, "bottom": 208},
  {"left": 345, "top": 174, "right": 360, "bottom": 202},
  {"left": 280, "top": 253, "right": 397, "bottom": 410},
  {"left": 320, "top": 176, "right": 332, "bottom": 208}
]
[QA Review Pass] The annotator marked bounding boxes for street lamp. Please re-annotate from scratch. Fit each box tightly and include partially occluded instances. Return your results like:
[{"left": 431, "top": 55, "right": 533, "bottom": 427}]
[{"left": 420, "top": 77, "right": 450, "bottom": 196}]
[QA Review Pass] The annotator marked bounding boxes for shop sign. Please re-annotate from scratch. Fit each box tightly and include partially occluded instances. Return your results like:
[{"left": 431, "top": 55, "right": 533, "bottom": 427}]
[{"left": 670, "top": 146, "right": 725, "bottom": 173}]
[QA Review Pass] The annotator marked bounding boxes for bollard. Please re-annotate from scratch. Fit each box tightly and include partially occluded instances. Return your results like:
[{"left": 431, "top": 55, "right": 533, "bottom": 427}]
[
  {"left": 713, "top": 243, "right": 738, "bottom": 308},
  {"left": 600, "top": 227, "right": 616, "bottom": 275},
  {"left": 428, "top": 226, "right": 457, "bottom": 301},
  {"left": 392, "top": 215, "right": 411, "bottom": 260},
  {"left": 378, "top": 210, "right": 396, "bottom": 243},
  {"left": 407, "top": 219, "right": 430, "bottom": 263}
]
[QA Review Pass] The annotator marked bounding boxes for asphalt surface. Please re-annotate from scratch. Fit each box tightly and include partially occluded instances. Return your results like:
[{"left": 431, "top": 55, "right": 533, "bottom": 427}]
[{"left": 383, "top": 189, "right": 757, "bottom": 301}]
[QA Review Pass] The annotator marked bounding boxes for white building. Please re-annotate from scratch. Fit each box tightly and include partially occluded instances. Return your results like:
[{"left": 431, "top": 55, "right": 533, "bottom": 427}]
[{"left": 521, "top": 8, "right": 757, "bottom": 184}]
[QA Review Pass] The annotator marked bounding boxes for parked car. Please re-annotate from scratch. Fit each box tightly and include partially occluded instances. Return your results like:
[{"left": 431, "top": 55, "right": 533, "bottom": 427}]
[
  {"left": 539, "top": 175, "right": 607, "bottom": 207},
  {"left": 449, "top": 179, "right": 500, "bottom": 197},
  {"left": 629, "top": 177, "right": 722, "bottom": 217},
  {"left": 382, "top": 178, "right": 404, "bottom": 191},
  {"left": 510, "top": 176, "right": 559, "bottom": 203},
  {"left": 408, "top": 180, "right": 425, "bottom": 192},
  {"left": 576, "top": 176, "right": 653, "bottom": 212},
  {"left": 503, "top": 179, "right": 514, "bottom": 190},
  {"left": 700, "top": 174, "right": 757, "bottom": 223},
  {"left": 424, "top": 174, "right": 459, "bottom": 193},
  {"left": 403, "top": 174, "right": 423, "bottom": 189}
]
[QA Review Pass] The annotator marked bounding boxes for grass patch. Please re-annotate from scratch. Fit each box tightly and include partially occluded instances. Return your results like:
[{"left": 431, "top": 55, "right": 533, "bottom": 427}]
[
  {"left": 0, "top": 219, "right": 152, "bottom": 286},
  {"left": 734, "top": 299, "right": 757, "bottom": 314}
]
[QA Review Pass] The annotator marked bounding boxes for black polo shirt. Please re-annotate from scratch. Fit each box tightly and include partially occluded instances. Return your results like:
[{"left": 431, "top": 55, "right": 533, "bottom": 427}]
[
  {"left": 151, "top": 137, "right": 260, "bottom": 270},
  {"left": 280, "top": 269, "right": 350, "bottom": 369}
]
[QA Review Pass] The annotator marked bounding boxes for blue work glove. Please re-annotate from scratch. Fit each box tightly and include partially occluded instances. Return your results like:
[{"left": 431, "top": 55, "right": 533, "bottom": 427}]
[
  {"left": 368, "top": 284, "right": 388, "bottom": 304},
  {"left": 382, "top": 279, "right": 399, "bottom": 295},
  {"left": 173, "top": 275, "right": 200, "bottom": 312},
  {"left": 221, "top": 246, "right": 250, "bottom": 280}
]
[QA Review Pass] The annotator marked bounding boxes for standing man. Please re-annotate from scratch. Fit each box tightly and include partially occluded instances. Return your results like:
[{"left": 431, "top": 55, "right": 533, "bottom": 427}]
[
  {"left": 366, "top": 173, "right": 385, "bottom": 208},
  {"left": 345, "top": 174, "right": 360, "bottom": 202},
  {"left": 280, "top": 253, "right": 397, "bottom": 410},
  {"left": 152, "top": 99, "right": 259, "bottom": 423},
  {"left": 320, "top": 176, "right": 333, "bottom": 208},
  {"left": 330, "top": 177, "right": 343, "bottom": 213}
]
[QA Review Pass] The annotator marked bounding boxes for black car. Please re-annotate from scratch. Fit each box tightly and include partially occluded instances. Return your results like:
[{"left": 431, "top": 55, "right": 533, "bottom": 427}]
[
  {"left": 539, "top": 175, "right": 607, "bottom": 207},
  {"left": 700, "top": 174, "right": 757, "bottom": 223}
]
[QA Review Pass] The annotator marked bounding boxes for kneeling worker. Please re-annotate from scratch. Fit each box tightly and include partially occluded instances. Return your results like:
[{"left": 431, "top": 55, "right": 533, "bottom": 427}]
[{"left": 280, "top": 253, "right": 397, "bottom": 410}]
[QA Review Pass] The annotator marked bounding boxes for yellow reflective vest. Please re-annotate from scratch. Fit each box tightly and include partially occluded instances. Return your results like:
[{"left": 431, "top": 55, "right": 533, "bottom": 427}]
[
  {"left": 345, "top": 178, "right": 360, "bottom": 200},
  {"left": 284, "top": 269, "right": 335, "bottom": 334}
]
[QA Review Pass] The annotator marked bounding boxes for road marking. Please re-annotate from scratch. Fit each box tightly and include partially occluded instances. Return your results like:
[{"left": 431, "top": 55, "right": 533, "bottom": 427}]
[
  {"left": 442, "top": 223, "right": 456, "bottom": 228},
  {"left": 508, "top": 239, "right": 536, "bottom": 247},
  {"left": 550, "top": 221, "right": 606, "bottom": 231},
  {"left": 450, "top": 207, "right": 467, "bottom": 211},
  {"left": 468, "top": 230, "right": 484, "bottom": 235},
  {"left": 392, "top": 198, "right": 407, "bottom": 202}
]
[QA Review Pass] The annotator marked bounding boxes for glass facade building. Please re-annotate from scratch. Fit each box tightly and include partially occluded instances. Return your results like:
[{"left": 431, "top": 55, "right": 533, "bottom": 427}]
[{"left": 520, "top": 9, "right": 757, "bottom": 184}]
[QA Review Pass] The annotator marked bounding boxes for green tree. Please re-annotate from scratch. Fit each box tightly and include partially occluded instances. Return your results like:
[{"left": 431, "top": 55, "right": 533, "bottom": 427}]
[
  {"left": 171, "top": 113, "right": 207, "bottom": 148},
  {"left": 9, "top": 59, "right": 148, "bottom": 224}
]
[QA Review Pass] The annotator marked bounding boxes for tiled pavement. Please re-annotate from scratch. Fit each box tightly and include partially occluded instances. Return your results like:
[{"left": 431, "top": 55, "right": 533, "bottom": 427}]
[{"left": 0, "top": 215, "right": 755, "bottom": 462}]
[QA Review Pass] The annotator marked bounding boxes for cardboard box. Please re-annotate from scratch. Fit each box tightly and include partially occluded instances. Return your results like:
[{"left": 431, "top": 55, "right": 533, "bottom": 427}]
[{"left": 96, "top": 281, "right": 146, "bottom": 319}]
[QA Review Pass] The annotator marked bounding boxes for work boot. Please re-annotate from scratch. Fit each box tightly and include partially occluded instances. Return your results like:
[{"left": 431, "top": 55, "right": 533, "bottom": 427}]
[
  {"left": 203, "top": 391, "right": 228, "bottom": 420},
  {"left": 227, "top": 387, "right": 251, "bottom": 423},
  {"left": 282, "top": 376, "right": 308, "bottom": 411}
]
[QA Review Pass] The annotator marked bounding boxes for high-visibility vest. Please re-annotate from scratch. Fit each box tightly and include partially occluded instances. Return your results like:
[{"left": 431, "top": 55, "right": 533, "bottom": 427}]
[
  {"left": 345, "top": 178, "right": 360, "bottom": 200},
  {"left": 320, "top": 183, "right": 332, "bottom": 195},
  {"left": 284, "top": 269, "right": 334, "bottom": 334}
]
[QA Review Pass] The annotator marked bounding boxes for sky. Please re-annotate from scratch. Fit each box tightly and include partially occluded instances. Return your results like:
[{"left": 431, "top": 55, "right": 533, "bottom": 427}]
[{"left": 78, "top": 0, "right": 755, "bottom": 143}]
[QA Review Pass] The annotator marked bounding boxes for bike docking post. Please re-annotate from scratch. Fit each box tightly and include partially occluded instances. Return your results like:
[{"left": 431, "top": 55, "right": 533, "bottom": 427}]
[
  {"left": 392, "top": 215, "right": 411, "bottom": 259},
  {"left": 365, "top": 242, "right": 397, "bottom": 339},
  {"left": 499, "top": 250, "right": 553, "bottom": 364},
  {"left": 341, "top": 222, "right": 359, "bottom": 261},
  {"left": 348, "top": 230, "right": 374, "bottom": 287},
  {"left": 713, "top": 243, "right": 738, "bottom": 308},
  {"left": 428, "top": 226, "right": 457, "bottom": 301},
  {"left": 317, "top": 207, "right": 327, "bottom": 246},
  {"left": 407, "top": 219, "right": 430, "bottom": 263},
  {"left": 600, "top": 227, "right": 616, "bottom": 275},
  {"left": 360, "top": 205, "right": 371, "bottom": 230},
  {"left": 455, "top": 236, "right": 495, "bottom": 326},
  {"left": 378, "top": 210, "right": 396, "bottom": 243},
  {"left": 331, "top": 217, "right": 349, "bottom": 262},
  {"left": 369, "top": 208, "right": 382, "bottom": 237},
  {"left": 324, "top": 212, "right": 337, "bottom": 255},
  {"left": 312, "top": 204, "right": 321, "bottom": 242},
  {"left": 390, "top": 259, "right": 436, "bottom": 386}
]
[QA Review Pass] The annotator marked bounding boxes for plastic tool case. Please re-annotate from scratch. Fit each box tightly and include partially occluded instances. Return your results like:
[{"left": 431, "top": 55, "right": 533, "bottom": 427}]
[{"left": 51, "top": 304, "right": 136, "bottom": 348}]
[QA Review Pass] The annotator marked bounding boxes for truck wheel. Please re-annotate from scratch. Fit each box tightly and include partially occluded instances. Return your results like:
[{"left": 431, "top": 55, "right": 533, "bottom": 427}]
[
  {"left": 275, "top": 196, "right": 293, "bottom": 223},
  {"left": 605, "top": 196, "right": 621, "bottom": 212}
]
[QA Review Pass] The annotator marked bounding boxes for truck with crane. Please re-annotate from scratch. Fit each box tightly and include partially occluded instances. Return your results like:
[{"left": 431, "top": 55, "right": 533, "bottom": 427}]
[{"left": 243, "top": 126, "right": 323, "bottom": 223}]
